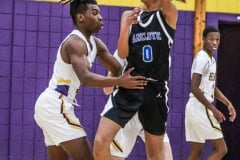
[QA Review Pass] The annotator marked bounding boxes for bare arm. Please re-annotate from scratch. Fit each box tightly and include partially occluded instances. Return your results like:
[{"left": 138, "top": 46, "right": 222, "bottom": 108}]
[
  {"left": 63, "top": 35, "right": 146, "bottom": 89},
  {"left": 160, "top": 0, "right": 178, "bottom": 29},
  {"left": 103, "top": 72, "right": 114, "bottom": 95},
  {"left": 191, "top": 73, "right": 226, "bottom": 122},
  {"left": 214, "top": 87, "right": 236, "bottom": 122},
  {"left": 117, "top": 8, "right": 141, "bottom": 59},
  {"left": 191, "top": 73, "right": 214, "bottom": 110},
  {"left": 95, "top": 37, "right": 121, "bottom": 77}
]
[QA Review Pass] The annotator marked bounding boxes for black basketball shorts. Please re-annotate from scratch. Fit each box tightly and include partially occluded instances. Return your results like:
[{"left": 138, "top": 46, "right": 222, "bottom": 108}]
[{"left": 103, "top": 81, "right": 169, "bottom": 135}]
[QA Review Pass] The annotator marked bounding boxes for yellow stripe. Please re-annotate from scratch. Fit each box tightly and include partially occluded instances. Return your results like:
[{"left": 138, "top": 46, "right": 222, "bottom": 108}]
[
  {"left": 61, "top": 99, "right": 83, "bottom": 130},
  {"left": 205, "top": 107, "right": 222, "bottom": 132},
  {"left": 112, "top": 139, "right": 123, "bottom": 152},
  {"left": 33, "top": 0, "right": 240, "bottom": 14},
  {"left": 111, "top": 143, "right": 118, "bottom": 152},
  {"left": 57, "top": 78, "right": 71, "bottom": 84}
]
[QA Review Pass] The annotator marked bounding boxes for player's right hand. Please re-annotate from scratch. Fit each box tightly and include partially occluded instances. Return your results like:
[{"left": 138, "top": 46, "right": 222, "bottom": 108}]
[
  {"left": 121, "top": 7, "right": 142, "bottom": 26},
  {"left": 118, "top": 67, "right": 147, "bottom": 89},
  {"left": 212, "top": 107, "right": 226, "bottom": 123}
]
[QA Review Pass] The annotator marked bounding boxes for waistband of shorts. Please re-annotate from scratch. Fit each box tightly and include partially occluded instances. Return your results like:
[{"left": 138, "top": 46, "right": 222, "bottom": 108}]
[
  {"left": 46, "top": 87, "right": 74, "bottom": 101},
  {"left": 46, "top": 87, "right": 80, "bottom": 106},
  {"left": 146, "top": 78, "right": 166, "bottom": 83}
]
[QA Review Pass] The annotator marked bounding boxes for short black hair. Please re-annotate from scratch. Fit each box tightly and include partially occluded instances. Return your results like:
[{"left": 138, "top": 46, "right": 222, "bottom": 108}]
[
  {"left": 63, "top": 0, "right": 97, "bottom": 25},
  {"left": 203, "top": 26, "right": 219, "bottom": 38}
]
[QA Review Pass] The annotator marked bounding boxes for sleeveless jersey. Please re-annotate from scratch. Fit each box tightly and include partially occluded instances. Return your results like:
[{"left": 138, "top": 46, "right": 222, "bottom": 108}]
[
  {"left": 126, "top": 10, "right": 175, "bottom": 81},
  {"left": 48, "top": 30, "right": 97, "bottom": 100},
  {"left": 190, "top": 50, "right": 216, "bottom": 102}
]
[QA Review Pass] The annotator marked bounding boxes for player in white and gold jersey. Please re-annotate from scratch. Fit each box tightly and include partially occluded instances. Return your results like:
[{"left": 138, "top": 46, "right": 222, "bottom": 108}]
[
  {"left": 34, "top": 1, "right": 147, "bottom": 160},
  {"left": 185, "top": 26, "right": 236, "bottom": 160}
]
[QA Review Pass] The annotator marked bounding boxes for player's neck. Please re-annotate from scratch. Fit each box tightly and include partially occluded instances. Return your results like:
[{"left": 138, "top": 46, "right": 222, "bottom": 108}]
[{"left": 144, "top": 2, "right": 160, "bottom": 11}]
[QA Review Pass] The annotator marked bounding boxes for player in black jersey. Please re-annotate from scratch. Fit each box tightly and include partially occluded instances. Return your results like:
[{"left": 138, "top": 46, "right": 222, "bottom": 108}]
[{"left": 93, "top": 0, "right": 179, "bottom": 160}]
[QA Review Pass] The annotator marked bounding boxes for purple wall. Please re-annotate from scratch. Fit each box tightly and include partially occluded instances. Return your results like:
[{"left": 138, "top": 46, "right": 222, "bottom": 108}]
[{"left": 0, "top": 0, "right": 239, "bottom": 159}]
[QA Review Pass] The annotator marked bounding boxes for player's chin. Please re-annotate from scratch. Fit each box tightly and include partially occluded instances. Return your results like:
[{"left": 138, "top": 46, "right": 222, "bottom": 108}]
[{"left": 95, "top": 25, "right": 103, "bottom": 32}]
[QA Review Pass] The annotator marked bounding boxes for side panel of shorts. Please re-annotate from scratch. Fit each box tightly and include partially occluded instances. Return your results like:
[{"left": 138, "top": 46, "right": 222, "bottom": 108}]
[
  {"left": 110, "top": 113, "right": 142, "bottom": 158},
  {"left": 109, "top": 112, "right": 171, "bottom": 158},
  {"left": 34, "top": 89, "right": 86, "bottom": 146},
  {"left": 185, "top": 97, "right": 223, "bottom": 143},
  {"left": 103, "top": 88, "right": 144, "bottom": 127},
  {"left": 139, "top": 81, "right": 169, "bottom": 135}
]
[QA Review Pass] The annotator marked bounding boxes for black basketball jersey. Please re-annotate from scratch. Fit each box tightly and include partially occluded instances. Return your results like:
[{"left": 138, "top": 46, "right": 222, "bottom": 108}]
[{"left": 126, "top": 10, "right": 175, "bottom": 81}]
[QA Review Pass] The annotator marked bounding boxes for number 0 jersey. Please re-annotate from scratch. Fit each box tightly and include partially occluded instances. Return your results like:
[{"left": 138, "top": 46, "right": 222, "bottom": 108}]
[{"left": 127, "top": 10, "right": 175, "bottom": 81}]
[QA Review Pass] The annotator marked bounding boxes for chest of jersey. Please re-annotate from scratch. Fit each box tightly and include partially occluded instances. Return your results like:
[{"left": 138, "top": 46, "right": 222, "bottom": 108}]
[{"left": 127, "top": 11, "right": 174, "bottom": 80}]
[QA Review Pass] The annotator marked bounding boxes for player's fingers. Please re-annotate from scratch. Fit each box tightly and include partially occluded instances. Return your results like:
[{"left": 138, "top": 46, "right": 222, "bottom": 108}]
[
  {"left": 134, "top": 86, "right": 144, "bottom": 89},
  {"left": 134, "top": 75, "right": 147, "bottom": 80},
  {"left": 230, "top": 112, "right": 236, "bottom": 122},
  {"left": 222, "top": 115, "right": 226, "bottom": 121},
  {"left": 124, "top": 67, "right": 134, "bottom": 75}
]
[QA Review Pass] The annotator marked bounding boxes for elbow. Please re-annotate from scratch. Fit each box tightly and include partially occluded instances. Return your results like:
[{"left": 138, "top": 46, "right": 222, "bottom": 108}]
[
  {"left": 110, "top": 63, "right": 122, "bottom": 77},
  {"left": 117, "top": 50, "right": 128, "bottom": 59},
  {"left": 78, "top": 72, "right": 91, "bottom": 86},
  {"left": 190, "top": 85, "right": 198, "bottom": 94},
  {"left": 79, "top": 77, "right": 89, "bottom": 86}
]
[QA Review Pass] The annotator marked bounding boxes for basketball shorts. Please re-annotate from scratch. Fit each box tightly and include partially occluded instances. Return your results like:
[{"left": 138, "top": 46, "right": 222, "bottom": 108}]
[
  {"left": 103, "top": 81, "right": 169, "bottom": 135},
  {"left": 102, "top": 97, "right": 170, "bottom": 158},
  {"left": 34, "top": 88, "right": 86, "bottom": 146},
  {"left": 185, "top": 97, "right": 223, "bottom": 143}
]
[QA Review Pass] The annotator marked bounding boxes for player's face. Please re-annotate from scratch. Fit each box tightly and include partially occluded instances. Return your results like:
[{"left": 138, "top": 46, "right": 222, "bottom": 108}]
[
  {"left": 203, "top": 32, "right": 220, "bottom": 53},
  {"left": 82, "top": 4, "right": 103, "bottom": 33}
]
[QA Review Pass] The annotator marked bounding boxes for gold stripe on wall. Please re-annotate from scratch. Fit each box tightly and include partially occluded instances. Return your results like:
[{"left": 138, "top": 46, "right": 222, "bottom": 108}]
[
  {"left": 33, "top": 0, "right": 194, "bottom": 10},
  {"left": 206, "top": 0, "right": 240, "bottom": 14},
  {"left": 33, "top": 0, "right": 240, "bottom": 14}
]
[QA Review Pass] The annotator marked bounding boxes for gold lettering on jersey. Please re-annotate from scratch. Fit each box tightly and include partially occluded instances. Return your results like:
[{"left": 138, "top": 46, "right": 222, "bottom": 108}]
[
  {"left": 132, "top": 32, "right": 161, "bottom": 44},
  {"left": 209, "top": 72, "right": 215, "bottom": 81},
  {"left": 58, "top": 78, "right": 71, "bottom": 84}
]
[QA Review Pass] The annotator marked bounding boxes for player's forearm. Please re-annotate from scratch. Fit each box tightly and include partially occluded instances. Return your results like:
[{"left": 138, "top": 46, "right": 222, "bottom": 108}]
[
  {"left": 191, "top": 86, "right": 215, "bottom": 110},
  {"left": 214, "top": 87, "right": 232, "bottom": 107},
  {"left": 80, "top": 72, "right": 120, "bottom": 88},
  {"left": 104, "top": 61, "right": 122, "bottom": 77},
  {"left": 117, "top": 26, "right": 129, "bottom": 59}
]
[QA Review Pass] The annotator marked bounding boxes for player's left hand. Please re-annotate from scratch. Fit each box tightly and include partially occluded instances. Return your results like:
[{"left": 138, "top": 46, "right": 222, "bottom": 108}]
[{"left": 227, "top": 103, "right": 236, "bottom": 122}]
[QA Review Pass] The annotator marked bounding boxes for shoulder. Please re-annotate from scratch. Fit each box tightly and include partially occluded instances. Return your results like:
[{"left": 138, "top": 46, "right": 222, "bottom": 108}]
[
  {"left": 93, "top": 36, "right": 106, "bottom": 47},
  {"left": 194, "top": 51, "right": 209, "bottom": 64},
  {"left": 160, "top": 1, "right": 178, "bottom": 29},
  {"left": 63, "top": 35, "right": 87, "bottom": 55}
]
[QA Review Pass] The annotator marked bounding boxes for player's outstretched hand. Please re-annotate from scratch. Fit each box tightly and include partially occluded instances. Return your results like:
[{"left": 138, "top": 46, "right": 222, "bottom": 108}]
[
  {"left": 119, "top": 67, "right": 147, "bottom": 89},
  {"left": 227, "top": 103, "right": 236, "bottom": 122}
]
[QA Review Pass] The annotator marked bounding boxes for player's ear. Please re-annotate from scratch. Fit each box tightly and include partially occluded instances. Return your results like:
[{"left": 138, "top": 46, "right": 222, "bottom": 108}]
[{"left": 77, "top": 13, "right": 85, "bottom": 22}]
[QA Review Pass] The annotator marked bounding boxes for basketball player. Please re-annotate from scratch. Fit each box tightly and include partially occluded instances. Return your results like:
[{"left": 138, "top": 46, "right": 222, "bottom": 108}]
[
  {"left": 34, "top": 0, "right": 147, "bottom": 160},
  {"left": 93, "top": 0, "right": 180, "bottom": 159},
  {"left": 102, "top": 51, "right": 173, "bottom": 160},
  {"left": 185, "top": 26, "right": 236, "bottom": 160}
]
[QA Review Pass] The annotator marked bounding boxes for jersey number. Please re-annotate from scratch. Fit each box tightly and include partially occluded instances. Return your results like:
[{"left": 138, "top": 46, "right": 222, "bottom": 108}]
[{"left": 142, "top": 45, "right": 153, "bottom": 62}]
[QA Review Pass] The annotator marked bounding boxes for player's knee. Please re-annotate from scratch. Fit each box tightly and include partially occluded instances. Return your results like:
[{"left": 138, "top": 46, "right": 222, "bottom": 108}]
[
  {"left": 215, "top": 145, "right": 227, "bottom": 157},
  {"left": 94, "top": 134, "right": 110, "bottom": 150},
  {"left": 189, "top": 146, "right": 203, "bottom": 157}
]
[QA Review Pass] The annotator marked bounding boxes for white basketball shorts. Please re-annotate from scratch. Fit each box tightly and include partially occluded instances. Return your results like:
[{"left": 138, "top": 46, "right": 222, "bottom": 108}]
[
  {"left": 34, "top": 88, "right": 86, "bottom": 146},
  {"left": 185, "top": 97, "right": 223, "bottom": 143}
]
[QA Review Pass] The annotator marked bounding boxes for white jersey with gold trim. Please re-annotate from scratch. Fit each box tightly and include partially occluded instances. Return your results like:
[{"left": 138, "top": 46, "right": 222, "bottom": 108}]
[
  {"left": 190, "top": 50, "right": 216, "bottom": 102},
  {"left": 48, "top": 30, "right": 97, "bottom": 100}
]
